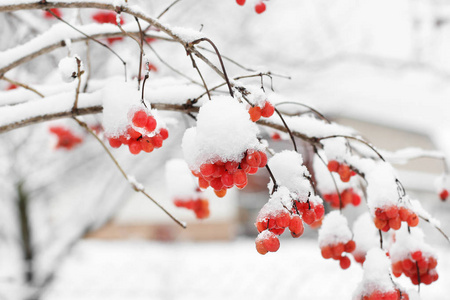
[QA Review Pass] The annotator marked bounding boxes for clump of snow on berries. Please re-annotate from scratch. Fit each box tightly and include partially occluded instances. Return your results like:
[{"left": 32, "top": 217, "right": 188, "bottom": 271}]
[
  {"left": 267, "top": 151, "right": 311, "bottom": 198},
  {"left": 390, "top": 226, "right": 435, "bottom": 263},
  {"left": 365, "top": 162, "right": 400, "bottom": 212},
  {"left": 58, "top": 56, "right": 83, "bottom": 83},
  {"left": 102, "top": 80, "right": 141, "bottom": 136},
  {"left": 352, "top": 213, "right": 379, "bottom": 264},
  {"left": 165, "top": 159, "right": 202, "bottom": 200},
  {"left": 318, "top": 211, "right": 352, "bottom": 248},
  {"left": 182, "top": 96, "right": 261, "bottom": 171},
  {"left": 353, "top": 248, "right": 398, "bottom": 298}
]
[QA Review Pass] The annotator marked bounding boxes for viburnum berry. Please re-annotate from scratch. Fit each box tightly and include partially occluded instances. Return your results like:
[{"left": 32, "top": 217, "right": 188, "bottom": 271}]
[
  {"left": 373, "top": 205, "right": 418, "bottom": 232},
  {"left": 327, "top": 160, "right": 340, "bottom": 172},
  {"left": 289, "top": 215, "right": 304, "bottom": 238},
  {"left": 248, "top": 106, "right": 262, "bottom": 122},
  {"left": 44, "top": 8, "right": 62, "bottom": 19},
  {"left": 174, "top": 198, "right": 210, "bottom": 219},
  {"left": 236, "top": 0, "right": 246, "bottom": 6},
  {"left": 323, "top": 188, "right": 361, "bottom": 209},
  {"left": 254, "top": 1, "right": 266, "bottom": 14},
  {"left": 255, "top": 230, "right": 280, "bottom": 254},
  {"left": 49, "top": 126, "right": 83, "bottom": 150},
  {"left": 260, "top": 101, "right": 275, "bottom": 118},
  {"left": 106, "top": 108, "right": 168, "bottom": 155},
  {"left": 439, "top": 189, "right": 449, "bottom": 201},
  {"left": 92, "top": 11, "right": 125, "bottom": 44}
]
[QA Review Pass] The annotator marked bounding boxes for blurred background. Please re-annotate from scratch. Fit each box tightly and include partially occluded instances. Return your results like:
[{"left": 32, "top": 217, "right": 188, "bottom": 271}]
[{"left": 1, "top": 0, "right": 450, "bottom": 299}]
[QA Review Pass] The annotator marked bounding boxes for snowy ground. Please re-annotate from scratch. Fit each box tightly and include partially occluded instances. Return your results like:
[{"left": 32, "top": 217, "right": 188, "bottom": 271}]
[{"left": 40, "top": 238, "right": 450, "bottom": 300}]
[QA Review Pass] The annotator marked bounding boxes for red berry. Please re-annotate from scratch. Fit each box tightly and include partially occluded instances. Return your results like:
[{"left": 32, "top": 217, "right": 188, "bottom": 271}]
[
  {"left": 254, "top": 2, "right": 266, "bottom": 14},
  {"left": 214, "top": 189, "right": 227, "bottom": 198},
  {"left": 210, "top": 177, "right": 224, "bottom": 191},
  {"left": 339, "top": 256, "right": 351, "bottom": 269},
  {"left": 302, "top": 209, "right": 316, "bottom": 225},
  {"left": 261, "top": 101, "right": 275, "bottom": 117},
  {"left": 151, "top": 134, "right": 163, "bottom": 148},
  {"left": 389, "top": 216, "right": 401, "bottom": 230},
  {"left": 338, "top": 164, "right": 351, "bottom": 182},
  {"left": 245, "top": 150, "right": 261, "bottom": 167},
  {"left": 385, "top": 206, "right": 399, "bottom": 219},
  {"left": 145, "top": 116, "right": 157, "bottom": 132},
  {"left": 262, "top": 231, "right": 280, "bottom": 252},
  {"left": 440, "top": 189, "right": 449, "bottom": 201},
  {"left": 327, "top": 160, "right": 340, "bottom": 173},
  {"left": 159, "top": 128, "right": 169, "bottom": 140},
  {"left": 399, "top": 207, "right": 411, "bottom": 221},
  {"left": 248, "top": 106, "right": 262, "bottom": 122},
  {"left": 129, "top": 140, "right": 142, "bottom": 155},
  {"left": 127, "top": 127, "right": 141, "bottom": 139},
  {"left": 236, "top": 0, "right": 246, "bottom": 5},
  {"left": 200, "top": 163, "right": 216, "bottom": 177},
  {"left": 132, "top": 110, "right": 148, "bottom": 128},
  {"left": 140, "top": 138, "right": 154, "bottom": 153},
  {"left": 221, "top": 172, "right": 234, "bottom": 188},
  {"left": 407, "top": 213, "right": 419, "bottom": 227},
  {"left": 259, "top": 151, "right": 268, "bottom": 167},
  {"left": 233, "top": 169, "right": 247, "bottom": 186},
  {"left": 108, "top": 137, "right": 122, "bottom": 148},
  {"left": 314, "top": 204, "right": 325, "bottom": 219},
  {"left": 289, "top": 215, "right": 304, "bottom": 238},
  {"left": 344, "top": 240, "right": 356, "bottom": 253},
  {"left": 198, "top": 177, "right": 209, "bottom": 189},
  {"left": 321, "top": 245, "right": 333, "bottom": 259},
  {"left": 44, "top": 8, "right": 62, "bottom": 19},
  {"left": 255, "top": 239, "right": 268, "bottom": 255},
  {"left": 225, "top": 161, "right": 239, "bottom": 173}
]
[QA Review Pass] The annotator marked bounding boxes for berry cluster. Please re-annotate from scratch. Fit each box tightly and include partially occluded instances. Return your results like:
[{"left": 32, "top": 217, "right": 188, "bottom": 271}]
[
  {"left": 248, "top": 101, "right": 275, "bottom": 122},
  {"left": 373, "top": 206, "right": 418, "bottom": 232},
  {"left": 192, "top": 149, "right": 267, "bottom": 198},
  {"left": 323, "top": 188, "right": 361, "bottom": 209},
  {"left": 359, "top": 289, "right": 410, "bottom": 300},
  {"left": 320, "top": 240, "right": 356, "bottom": 269},
  {"left": 173, "top": 198, "right": 210, "bottom": 219},
  {"left": 292, "top": 200, "right": 325, "bottom": 226},
  {"left": 107, "top": 109, "right": 169, "bottom": 155},
  {"left": 392, "top": 251, "right": 438, "bottom": 285},
  {"left": 43, "top": 8, "right": 62, "bottom": 19},
  {"left": 255, "top": 210, "right": 304, "bottom": 238},
  {"left": 92, "top": 11, "right": 124, "bottom": 44},
  {"left": 49, "top": 126, "right": 83, "bottom": 150},
  {"left": 439, "top": 189, "right": 448, "bottom": 201},
  {"left": 255, "top": 230, "right": 280, "bottom": 255},
  {"left": 236, "top": 0, "right": 267, "bottom": 14},
  {"left": 327, "top": 160, "right": 356, "bottom": 182}
]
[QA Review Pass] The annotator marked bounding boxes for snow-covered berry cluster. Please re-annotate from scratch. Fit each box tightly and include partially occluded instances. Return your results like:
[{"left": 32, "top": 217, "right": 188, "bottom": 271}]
[
  {"left": 248, "top": 101, "right": 275, "bottom": 122},
  {"left": 193, "top": 149, "right": 267, "bottom": 197},
  {"left": 49, "top": 126, "right": 83, "bottom": 150},
  {"left": 318, "top": 211, "right": 355, "bottom": 269},
  {"left": 323, "top": 188, "right": 361, "bottom": 209},
  {"left": 390, "top": 227, "right": 439, "bottom": 286},
  {"left": 353, "top": 249, "right": 412, "bottom": 300},
  {"left": 373, "top": 206, "right": 418, "bottom": 232},
  {"left": 107, "top": 108, "right": 168, "bottom": 155}
]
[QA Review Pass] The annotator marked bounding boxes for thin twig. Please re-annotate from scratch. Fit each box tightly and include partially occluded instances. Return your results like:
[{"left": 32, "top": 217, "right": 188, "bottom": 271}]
[
  {"left": 157, "top": 0, "right": 183, "bottom": 19},
  {"left": 190, "top": 38, "right": 233, "bottom": 97},
  {"left": 274, "top": 107, "right": 297, "bottom": 152},
  {"left": 46, "top": 9, "right": 127, "bottom": 81},
  {"left": 135, "top": 17, "right": 145, "bottom": 90},
  {"left": 265, "top": 164, "right": 278, "bottom": 194},
  {"left": 0, "top": 75, "right": 45, "bottom": 98},
  {"left": 318, "top": 135, "right": 385, "bottom": 161},
  {"left": 189, "top": 53, "right": 211, "bottom": 100},
  {"left": 276, "top": 101, "right": 331, "bottom": 123},
  {"left": 418, "top": 215, "right": 450, "bottom": 243},
  {"left": 73, "top": 117, "right": 186, "bottom": 229},
  {"left": 72, "top": 57, "right": 83, "bottom": 113}
]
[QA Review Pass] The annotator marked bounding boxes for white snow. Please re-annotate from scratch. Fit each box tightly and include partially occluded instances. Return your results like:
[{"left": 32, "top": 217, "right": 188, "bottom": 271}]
[
  {"left": 165, "top": 158, "right": 202, "bottom": 200},
  {"left": 182, "top": 96, "right": 262, "bottom": 171},
  {"left": 318, "top": 211, "right": 352, "bottom": 247}
]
